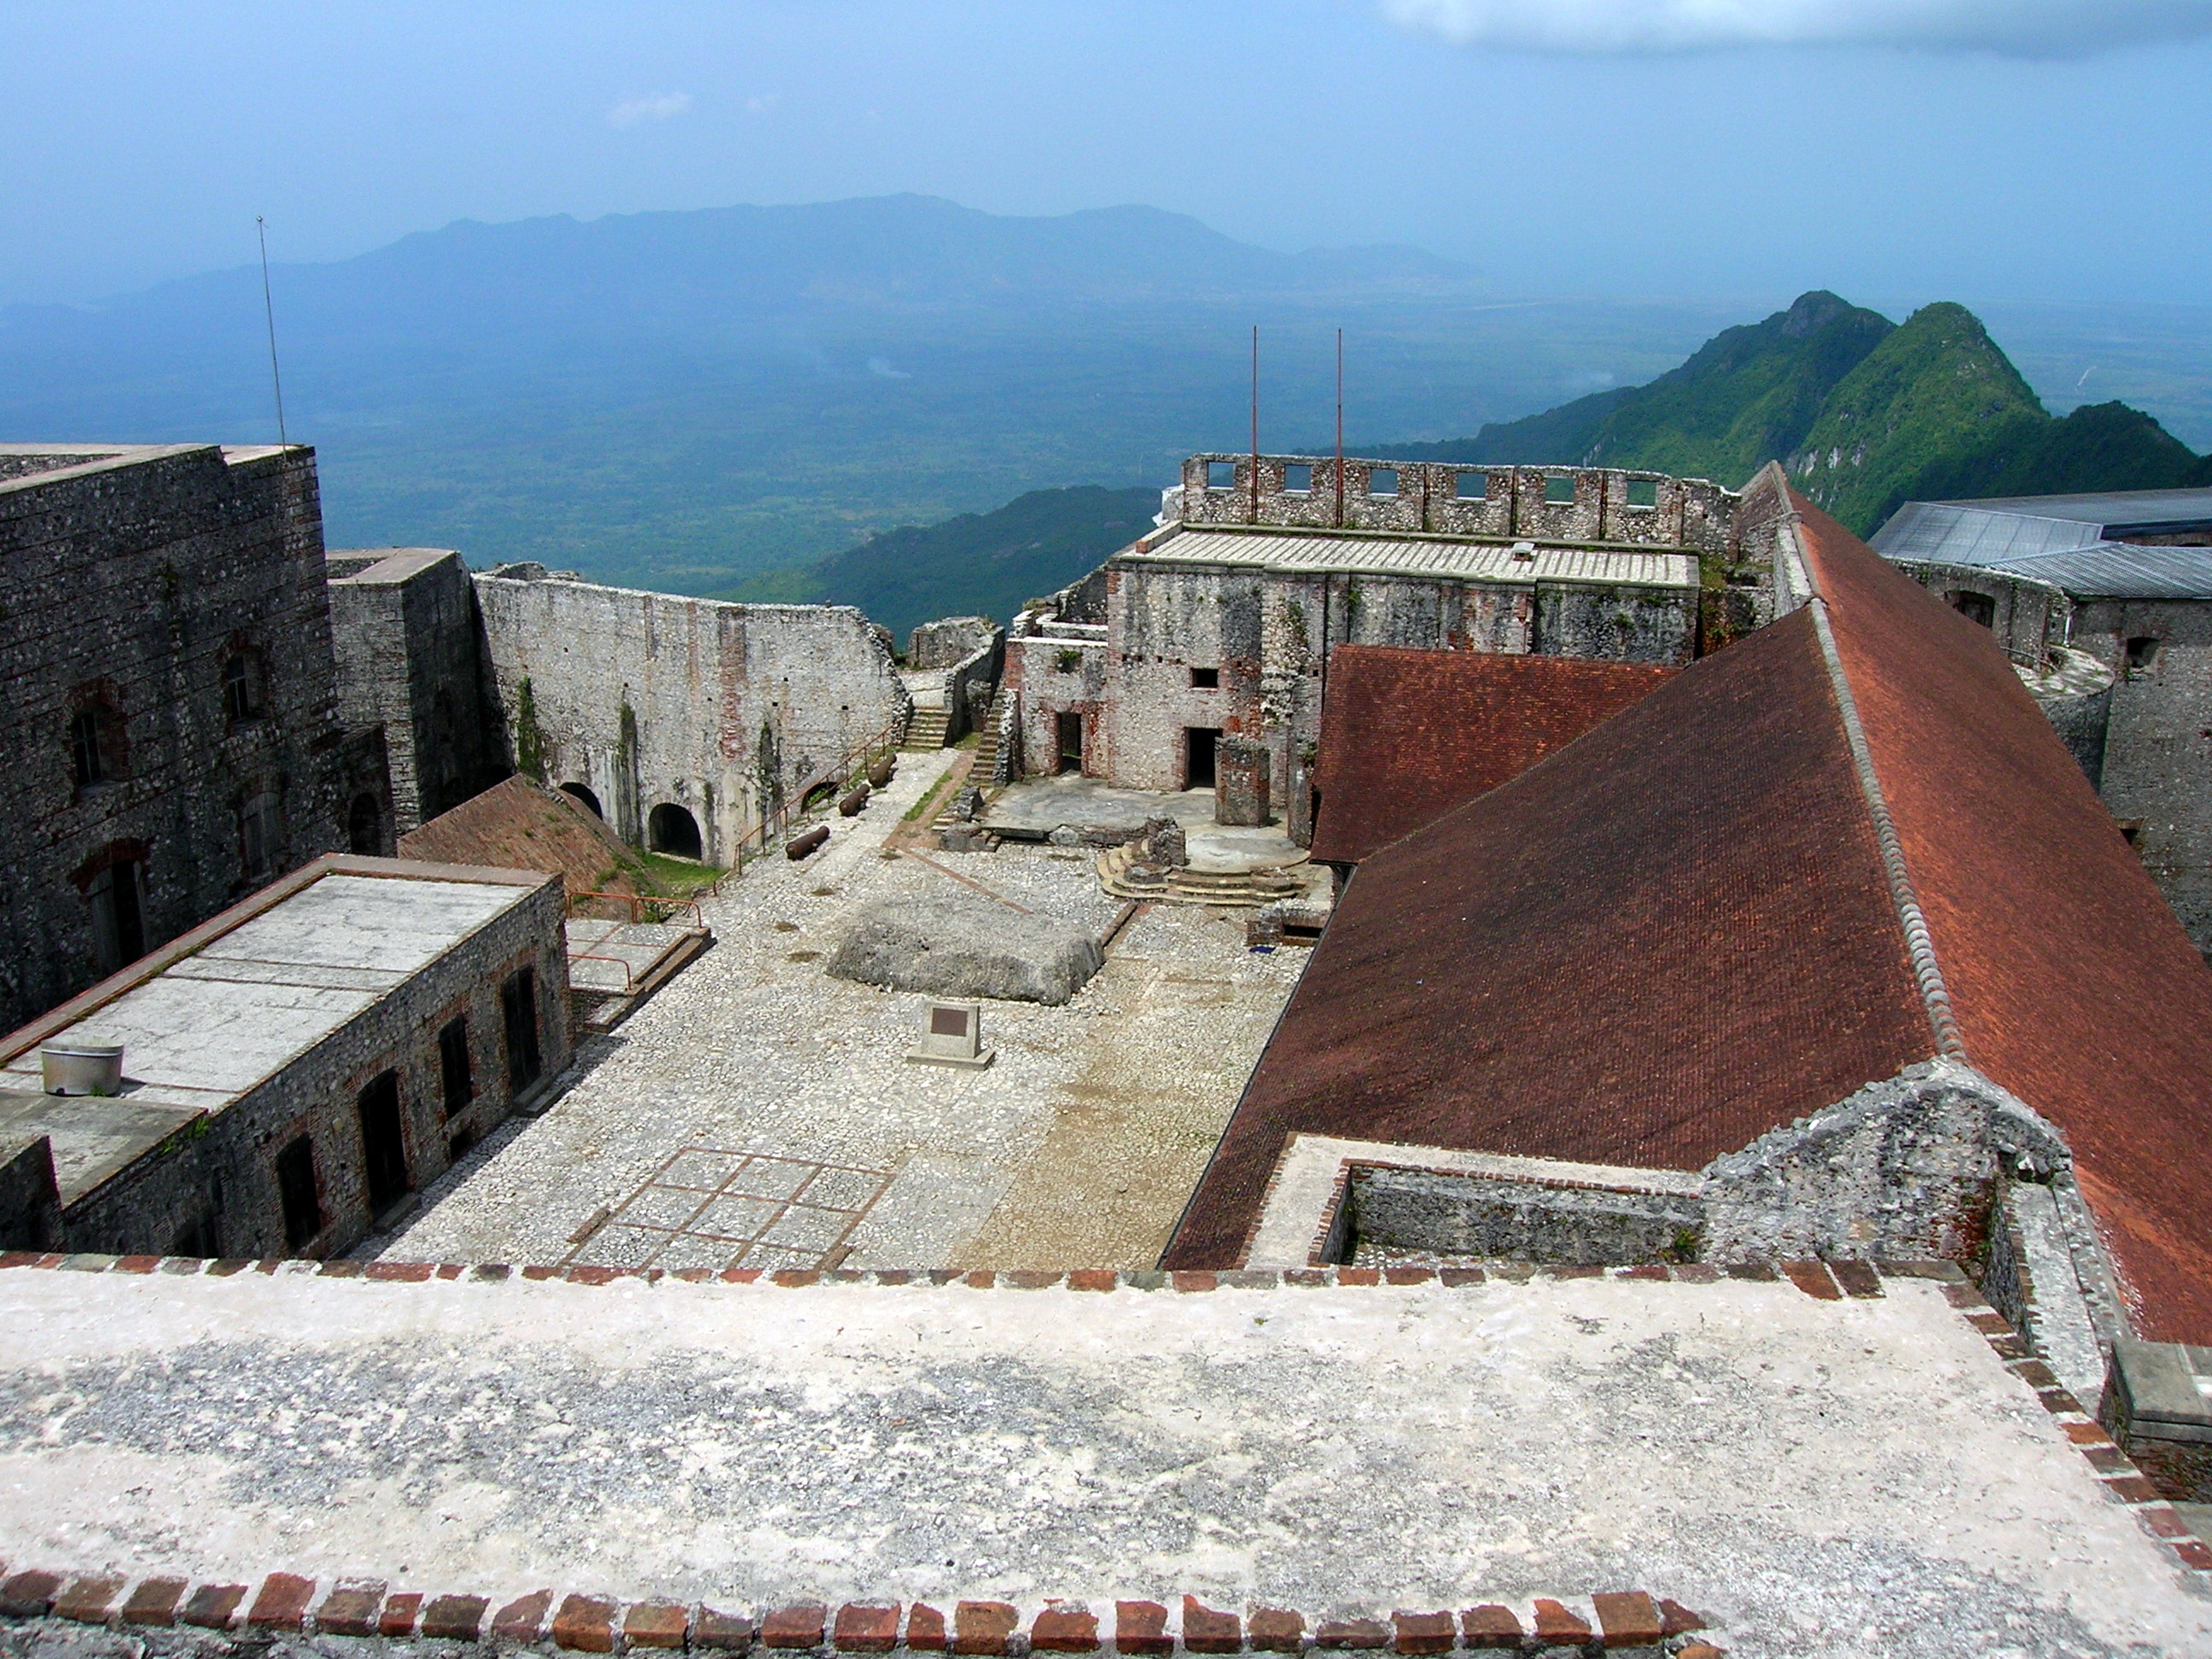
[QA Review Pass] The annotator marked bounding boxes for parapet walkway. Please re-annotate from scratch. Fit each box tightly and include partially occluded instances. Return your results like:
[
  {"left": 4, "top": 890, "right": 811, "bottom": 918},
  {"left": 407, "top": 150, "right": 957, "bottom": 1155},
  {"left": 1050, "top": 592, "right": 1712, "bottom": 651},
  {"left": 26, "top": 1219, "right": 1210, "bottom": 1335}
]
[{"left": 0, "top": 1255, "right": 2204, "bottom": 1658}]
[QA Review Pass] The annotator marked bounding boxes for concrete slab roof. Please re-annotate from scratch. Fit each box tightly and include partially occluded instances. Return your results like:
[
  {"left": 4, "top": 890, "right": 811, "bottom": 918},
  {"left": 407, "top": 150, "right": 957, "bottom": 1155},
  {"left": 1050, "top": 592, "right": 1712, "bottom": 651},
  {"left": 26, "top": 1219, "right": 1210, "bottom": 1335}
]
[
  {"left": 0, "top": 1088, "right": 196, "bottom": 1206},
  {"left": 1116, "top": 528, "right": 1697, "bottom": 591},
  {"left": 0, "top": 1260, "right": 2200, "bottom": 1657},
  {"left": 0, "top": 866, "right": 544, "bottom": 1115},
  {"left": 325, "top": 546, "right": 463, "bottom": 584}
]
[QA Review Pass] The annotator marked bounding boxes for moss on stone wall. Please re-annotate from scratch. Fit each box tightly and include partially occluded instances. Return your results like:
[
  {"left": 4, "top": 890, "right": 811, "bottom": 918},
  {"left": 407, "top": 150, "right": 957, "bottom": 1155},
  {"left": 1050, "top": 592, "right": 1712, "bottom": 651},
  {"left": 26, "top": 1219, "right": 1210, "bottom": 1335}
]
[{"left": 513, "top": 677, "right": 546, "bottom": 783}]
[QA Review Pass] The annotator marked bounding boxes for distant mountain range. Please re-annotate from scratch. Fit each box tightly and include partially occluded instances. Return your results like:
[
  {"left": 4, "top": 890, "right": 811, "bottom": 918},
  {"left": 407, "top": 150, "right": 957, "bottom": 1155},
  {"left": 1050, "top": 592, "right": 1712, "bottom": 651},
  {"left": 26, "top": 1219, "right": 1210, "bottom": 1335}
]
[
  {"left": 733, "top": 484, "right": 1160, "bottom": 641},
  {"left": 1386, "top": 291, "right": 2212, "bottom": 535}
]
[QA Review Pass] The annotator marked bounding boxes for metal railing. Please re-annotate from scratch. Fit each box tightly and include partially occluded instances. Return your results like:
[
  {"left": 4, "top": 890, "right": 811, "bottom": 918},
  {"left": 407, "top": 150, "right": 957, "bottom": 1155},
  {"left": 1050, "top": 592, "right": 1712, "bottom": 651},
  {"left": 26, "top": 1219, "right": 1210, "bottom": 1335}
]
[
  {"left": 565, "top": 888, "right": 705, "bottom": 930},
  {"left": 568, "top": 951, "right": 637, "bottom": 994},
  {"left": 710, "top": 715, "right": 910, "bottom": 895}
]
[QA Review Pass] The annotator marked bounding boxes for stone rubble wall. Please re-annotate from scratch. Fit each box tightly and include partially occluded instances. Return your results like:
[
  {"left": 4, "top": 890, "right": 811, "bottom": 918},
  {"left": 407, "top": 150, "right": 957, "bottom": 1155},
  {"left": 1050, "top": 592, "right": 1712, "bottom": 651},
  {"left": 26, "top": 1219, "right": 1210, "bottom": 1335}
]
[
  {"left": 472, "top": 575, "right": 909, "bottom": 866},
  {"left": 0, "top": 446, "right": 358, "bottom": 1032},
  {"left": 905, "top": 617, "right": 997, "bottom": 672}
]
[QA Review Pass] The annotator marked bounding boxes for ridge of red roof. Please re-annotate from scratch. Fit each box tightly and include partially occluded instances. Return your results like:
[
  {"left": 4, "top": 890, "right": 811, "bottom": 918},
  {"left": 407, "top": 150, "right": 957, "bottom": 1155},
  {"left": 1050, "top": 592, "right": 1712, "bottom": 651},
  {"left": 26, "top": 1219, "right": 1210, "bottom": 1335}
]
[
  {"left": 1793, "top": 491, "right": 2212, "bottom": 1343},
  {"left": 1308, "top": 647, "right": 1676, "bottom": 865},
  {"left": 1163, "top": 606, "right": 1934, "bottom": 1271}
]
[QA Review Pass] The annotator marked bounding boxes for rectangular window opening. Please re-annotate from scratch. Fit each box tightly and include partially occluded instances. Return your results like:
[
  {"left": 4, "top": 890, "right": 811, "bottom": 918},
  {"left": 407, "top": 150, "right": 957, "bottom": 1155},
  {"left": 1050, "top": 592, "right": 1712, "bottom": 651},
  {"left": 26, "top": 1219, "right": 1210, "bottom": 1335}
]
[
  {"left": 1626, "top": 478, "right": 1659, "bottom": 509},
  {"left": 357, "top": 1069, "right": 410, "bottom": 1216},
  {"left": 1190, "top": 667, "right": 1220, "bottom": 689},
  {"left": 502, "top": 966, "right": 543, "bottom": 1093},
  {"left": 1283, "top": 463, "right": 1313, "bottom": 493},
  {"left": 1206, "top": 459, "right": 1237, "bottom": 489},
  {"left": 1367, "top": 468, "right": 1399, "bottom": 498},
  {"left": 1951, "top": 592, "right": 1997, "bottom": 629},
  {"left": 438, "top": 1016, "right": 474, "bottom": 1119},
  {"left": 1454, "top": 472, "right": 1487, "bottom": 501},
  {"left": 2126, "top": 635, "right": 2161, "bottom": 672},
  {"left": 276, "top": 1134, "right": 321, "bottom": 1250},
  {"left": 1543, "top": 475, "right": 1576, "bottom": 504}
]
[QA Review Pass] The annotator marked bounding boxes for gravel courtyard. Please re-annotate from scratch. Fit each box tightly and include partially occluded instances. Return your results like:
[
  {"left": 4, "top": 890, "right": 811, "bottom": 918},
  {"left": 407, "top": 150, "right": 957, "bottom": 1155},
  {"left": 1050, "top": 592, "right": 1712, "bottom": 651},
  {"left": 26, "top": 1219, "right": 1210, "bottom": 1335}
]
[{"left": 375, "top": 750, "right": 1307, "bottom": 1271}]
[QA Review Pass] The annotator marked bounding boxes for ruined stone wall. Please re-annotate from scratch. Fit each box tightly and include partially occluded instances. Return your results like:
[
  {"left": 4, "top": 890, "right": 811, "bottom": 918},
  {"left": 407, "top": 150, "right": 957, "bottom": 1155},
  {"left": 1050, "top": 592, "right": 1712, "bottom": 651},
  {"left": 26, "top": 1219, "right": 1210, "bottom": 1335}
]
[
  {"left": 907, "top": 616, "right": 997, "bottom": 672},
  {"left": 2066, "top": 596, "right": 2212, "bottom": 954},
  {"left": 1885, "top": 558, "right": 2064, "bottom": 668},
  {"left": 1345, "top": 1166, "right": 1705, "bottom": 1265},
  {"left": 1004, "top": 620, "right": 1109, "bottom": 779},
  {"left": 58, "top": 875, "right": 570, "bottom": 1260},
  {"left": 473, "top": 575, "right": 908, "bottom": 864},
  {"left": 328, "top": 550, "right": 504, "bottom": 834},
  {"left": 1171, "top": 456, "right": 1739, "bottom": 555},
  {"left": 0, "top": 446, "right": 354, "bottom": 1031}
]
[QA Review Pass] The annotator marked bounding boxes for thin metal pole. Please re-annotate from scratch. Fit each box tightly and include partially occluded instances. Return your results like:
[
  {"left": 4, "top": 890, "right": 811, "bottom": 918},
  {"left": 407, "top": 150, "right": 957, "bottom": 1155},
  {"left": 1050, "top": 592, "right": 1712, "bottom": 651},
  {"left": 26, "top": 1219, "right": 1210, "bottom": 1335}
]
[
  {"left": 1249, "top": 324, "right": 1260, "bottom": 521},
  {"left": 1335, "top": 328, "right": 1344, "bottom": 528},
  {"left": 256, "top": 217, "right": 289, "bottom": 449}
]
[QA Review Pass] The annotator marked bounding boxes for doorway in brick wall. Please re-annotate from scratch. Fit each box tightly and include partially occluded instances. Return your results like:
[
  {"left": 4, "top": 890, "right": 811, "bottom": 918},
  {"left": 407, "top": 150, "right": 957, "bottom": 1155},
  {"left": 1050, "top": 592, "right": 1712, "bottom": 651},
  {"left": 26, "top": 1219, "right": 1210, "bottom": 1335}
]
[
  {"left": 1056, "top": 712, "right": 1085, "bottom": 774},
  {"left": 357, "top": 1069, "right": 410, "bottom": 1219},
  {"left": 1186, "top": 726, "right": 1220, "bottom": 789}
]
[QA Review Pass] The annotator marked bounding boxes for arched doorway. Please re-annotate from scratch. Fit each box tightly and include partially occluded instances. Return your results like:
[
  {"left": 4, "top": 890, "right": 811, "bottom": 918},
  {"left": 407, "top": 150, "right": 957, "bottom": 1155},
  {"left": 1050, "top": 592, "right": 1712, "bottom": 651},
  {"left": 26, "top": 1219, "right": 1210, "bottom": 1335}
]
[
  {"left": 347, "top": 792, "right": 383, "bottom": 854},
  {"left": 560, "top": 782, "right": 602, "bottom": 818},
  {"left": 649, "top": 801, "right": 702, "bottom": 859}
]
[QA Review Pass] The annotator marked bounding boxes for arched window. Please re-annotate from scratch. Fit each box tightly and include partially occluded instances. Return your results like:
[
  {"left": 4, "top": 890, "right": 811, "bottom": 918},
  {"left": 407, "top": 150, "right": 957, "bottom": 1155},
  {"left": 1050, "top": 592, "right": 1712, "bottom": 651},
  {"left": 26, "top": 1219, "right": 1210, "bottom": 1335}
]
[
  {"left": 223, "top": 649, "right": 265, "bottom": 725},
  {"left": 1948, "top": 591, "right": 1995, "bottom": 628},
  {"left": 67, "top": 694, "right": 126, "bottom": 791},
  {"left": 648, "top": 801, "right": 702, "bottom": 860},
  {"left": 560, "top": 782, "right": 603, "bottom": 818}
]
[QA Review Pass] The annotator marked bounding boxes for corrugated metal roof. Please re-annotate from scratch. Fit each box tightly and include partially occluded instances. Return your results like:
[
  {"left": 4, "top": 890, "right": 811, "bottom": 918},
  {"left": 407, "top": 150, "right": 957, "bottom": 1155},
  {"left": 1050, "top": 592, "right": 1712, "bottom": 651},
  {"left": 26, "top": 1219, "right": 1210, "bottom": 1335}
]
[
  {"left": 1872, "top": 501, "right": 2212, "bottom": 597},
  {"left": 1983, "top": 544, "right": 2212, "bottom": 600},
  {"left": 1926, "top": 486, "right": 2212, "bottom": 528},
  {"left": 1120, "top": 529, "right": 1697, "bottom": 591}
]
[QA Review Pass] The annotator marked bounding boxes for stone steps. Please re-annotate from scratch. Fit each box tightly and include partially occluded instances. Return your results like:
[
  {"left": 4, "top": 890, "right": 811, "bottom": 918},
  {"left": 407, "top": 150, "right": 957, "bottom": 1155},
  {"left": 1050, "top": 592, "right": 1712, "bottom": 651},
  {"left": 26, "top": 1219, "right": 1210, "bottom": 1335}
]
[
  {"left": 1094, "top": 841, "right": 1313, "bottom": 907},
  {"left": 969, "top": 690, "right": 1009, "bottom": 780},
  {"left": 903, "top": 707, "right": 951, "bottom": 752}
]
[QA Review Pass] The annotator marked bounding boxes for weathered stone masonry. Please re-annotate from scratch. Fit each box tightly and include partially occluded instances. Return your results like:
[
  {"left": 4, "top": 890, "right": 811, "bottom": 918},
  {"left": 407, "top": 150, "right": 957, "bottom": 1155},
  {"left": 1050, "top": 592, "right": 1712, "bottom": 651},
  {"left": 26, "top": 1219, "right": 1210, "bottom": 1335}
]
[
  {"left": 0, "top": 445, "right": 382, "bottom": 1032},
  {"left": 473, "top": 573, "right": 909, "bottom": 866}
]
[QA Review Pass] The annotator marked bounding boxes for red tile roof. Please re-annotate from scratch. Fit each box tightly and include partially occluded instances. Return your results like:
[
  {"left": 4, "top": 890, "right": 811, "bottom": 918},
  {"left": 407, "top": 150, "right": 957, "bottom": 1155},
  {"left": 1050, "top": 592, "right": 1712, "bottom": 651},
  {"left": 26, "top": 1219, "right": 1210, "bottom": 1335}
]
[
  {"left": 1308, "top": 647, "right": 1675, "bottom": 864},
  {"left": 1170, "top": 475, "right": 2212, "bottom": 1347},
  {"left": 1796, "top": 499, "right": 2212, "bottom": 1342}
]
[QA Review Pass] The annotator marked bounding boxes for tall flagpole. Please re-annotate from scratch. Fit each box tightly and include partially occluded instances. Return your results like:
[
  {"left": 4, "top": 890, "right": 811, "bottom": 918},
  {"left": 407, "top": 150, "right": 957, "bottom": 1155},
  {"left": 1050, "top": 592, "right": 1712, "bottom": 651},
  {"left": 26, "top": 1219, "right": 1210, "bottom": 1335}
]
[{"left": 256, "top": 217, "right": 289, "bottom": 449}]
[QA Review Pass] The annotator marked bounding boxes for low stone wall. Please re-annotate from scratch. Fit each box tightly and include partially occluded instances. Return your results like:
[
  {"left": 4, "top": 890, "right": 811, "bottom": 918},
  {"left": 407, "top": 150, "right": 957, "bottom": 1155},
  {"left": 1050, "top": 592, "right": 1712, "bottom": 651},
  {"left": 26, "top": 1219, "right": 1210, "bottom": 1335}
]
[
  {"left": 1344, "top": 1167, "right": 1703, "bottom": 1266},
  {"left": 0, "top": 1132, "right": 61, "bottom": 1251}
]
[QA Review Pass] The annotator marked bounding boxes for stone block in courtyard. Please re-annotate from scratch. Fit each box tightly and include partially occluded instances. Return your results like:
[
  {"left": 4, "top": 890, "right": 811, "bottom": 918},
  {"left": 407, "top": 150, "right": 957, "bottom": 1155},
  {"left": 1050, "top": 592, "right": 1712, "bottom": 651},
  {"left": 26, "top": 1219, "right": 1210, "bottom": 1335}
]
[{"left": 828, "top": 894, "right": 1104, "bottom": 1004}]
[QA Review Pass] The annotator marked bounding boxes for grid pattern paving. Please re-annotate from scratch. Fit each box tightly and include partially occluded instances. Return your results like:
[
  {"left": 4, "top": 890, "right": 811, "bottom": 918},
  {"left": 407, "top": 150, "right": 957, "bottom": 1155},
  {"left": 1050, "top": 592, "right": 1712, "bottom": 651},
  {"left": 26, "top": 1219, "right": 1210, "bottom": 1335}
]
[{"left": 563, "top": 1146, "right": 892, "bottom": 1272}]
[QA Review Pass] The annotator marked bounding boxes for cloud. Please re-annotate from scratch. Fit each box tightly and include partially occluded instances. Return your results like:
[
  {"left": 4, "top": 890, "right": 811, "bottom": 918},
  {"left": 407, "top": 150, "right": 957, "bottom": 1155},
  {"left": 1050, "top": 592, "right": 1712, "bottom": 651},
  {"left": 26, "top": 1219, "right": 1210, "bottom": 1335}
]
[
  {"left": 867, "top": 357, "right": 911, "bottom": 380},
  {"left": 1378, "top": 0, "right": 2212, "bottom": 55},
  {"left": 606, "top": 91, "right": 692, "bottom": 130}
]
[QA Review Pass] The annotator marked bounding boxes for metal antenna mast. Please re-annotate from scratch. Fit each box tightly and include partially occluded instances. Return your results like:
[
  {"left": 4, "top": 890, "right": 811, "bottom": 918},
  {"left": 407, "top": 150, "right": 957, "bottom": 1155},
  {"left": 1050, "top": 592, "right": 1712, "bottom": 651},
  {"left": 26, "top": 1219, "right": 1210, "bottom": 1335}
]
[
  {"left": 1335, "top": 328, "right": 1345, "bottom": 527},
  {"left": 256, "top": 217, "right": 289, "bottom": 449},
  {"left": 1249, "top": 324, "right": 1260, "bottom": 521}
]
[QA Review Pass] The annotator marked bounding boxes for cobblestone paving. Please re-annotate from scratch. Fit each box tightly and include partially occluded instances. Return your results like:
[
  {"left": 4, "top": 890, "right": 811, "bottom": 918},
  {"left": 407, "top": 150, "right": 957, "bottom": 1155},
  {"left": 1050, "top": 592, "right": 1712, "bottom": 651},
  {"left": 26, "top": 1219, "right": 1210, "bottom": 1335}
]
[{"left": 377, "top": 751, "right": 1307, "bottom": 1270}]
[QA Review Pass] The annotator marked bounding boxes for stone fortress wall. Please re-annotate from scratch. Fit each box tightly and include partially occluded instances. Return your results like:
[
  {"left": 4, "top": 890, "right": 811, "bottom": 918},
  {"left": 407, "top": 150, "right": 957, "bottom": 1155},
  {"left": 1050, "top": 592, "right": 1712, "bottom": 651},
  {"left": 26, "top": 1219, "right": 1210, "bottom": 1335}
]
[
  {"left": 0, "top": 445, "right": 385, "bottom": 1033},
  {"left": 472, "top": 568, "right": 910, "bottom": 866}
]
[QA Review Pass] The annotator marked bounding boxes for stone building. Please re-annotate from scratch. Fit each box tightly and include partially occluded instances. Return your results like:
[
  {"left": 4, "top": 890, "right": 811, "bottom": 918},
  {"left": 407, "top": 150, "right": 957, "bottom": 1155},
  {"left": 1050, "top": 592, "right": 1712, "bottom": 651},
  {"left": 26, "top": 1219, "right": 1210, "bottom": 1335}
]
[
  {"left": 1003, "top": 454, "right": 1754, "bottom": 838},
  {"left": 1167, "top": 468, "right": 2212, "bottom": 1408},
  {"left": 1875, "top": 487, "right": 2212, "bottom": 952},
  {"left": 327, "top": 547, "right": 504, "bottom": 836},
  {"left": 0, "top": 445, "right": 387, "bottom": 1033},
  {"left": 0, "top": 854, "right": 568, "bottom": 1259},
  {"left": 471, "top": 568, "right": 910, "bottom": 866}
]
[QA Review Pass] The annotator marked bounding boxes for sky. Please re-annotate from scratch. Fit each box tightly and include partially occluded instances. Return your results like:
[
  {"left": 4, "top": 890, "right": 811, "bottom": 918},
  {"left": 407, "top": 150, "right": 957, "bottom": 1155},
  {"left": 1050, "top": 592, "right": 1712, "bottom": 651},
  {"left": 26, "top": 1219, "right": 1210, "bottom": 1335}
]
[{"left": 3, "top": 0, "right": 2209, "bottom": 309}]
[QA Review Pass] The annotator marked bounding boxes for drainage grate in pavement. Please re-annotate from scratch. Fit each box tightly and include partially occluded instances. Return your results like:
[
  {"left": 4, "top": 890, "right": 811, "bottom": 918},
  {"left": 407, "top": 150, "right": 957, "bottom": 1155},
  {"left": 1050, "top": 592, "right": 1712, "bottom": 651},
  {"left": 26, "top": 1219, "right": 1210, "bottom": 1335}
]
[{"left": 562, "top": 1146, "right": 893, "bottom": 1272}]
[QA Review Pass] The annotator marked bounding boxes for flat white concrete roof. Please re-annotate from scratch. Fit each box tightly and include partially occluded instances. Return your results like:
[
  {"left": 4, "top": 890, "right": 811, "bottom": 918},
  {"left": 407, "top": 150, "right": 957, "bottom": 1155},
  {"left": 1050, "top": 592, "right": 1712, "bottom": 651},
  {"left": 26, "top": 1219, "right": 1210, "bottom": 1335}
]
[
  {"left": 0, "top": 1263, "right": 2197, "bottom": 1656},
  {"left": 1119, "top": 529, "right": 1699, "bottom": 591},
  {"left": 1, "top": 874, "right": 533, "bottom": 1113}
]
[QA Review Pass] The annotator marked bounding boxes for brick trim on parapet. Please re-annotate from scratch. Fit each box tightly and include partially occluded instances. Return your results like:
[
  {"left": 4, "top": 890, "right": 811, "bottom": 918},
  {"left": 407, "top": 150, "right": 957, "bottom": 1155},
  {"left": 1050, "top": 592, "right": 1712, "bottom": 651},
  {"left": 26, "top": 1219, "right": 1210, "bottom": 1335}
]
[
  {"left": 0, "top": 1587, "right": 1727, "bottom": 1656},
  {"left": 0, "top": 1252, "right": 2197, "bottom": 1595}
]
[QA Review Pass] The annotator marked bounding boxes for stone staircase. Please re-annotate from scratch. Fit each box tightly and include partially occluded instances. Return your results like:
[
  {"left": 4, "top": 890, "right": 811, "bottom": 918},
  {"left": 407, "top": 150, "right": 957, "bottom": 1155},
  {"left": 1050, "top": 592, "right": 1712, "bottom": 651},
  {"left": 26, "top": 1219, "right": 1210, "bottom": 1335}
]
[
  {"left": 969, "top": 688, "right": 1010, "bottom": 781},
  {"left": 903, "top": 706, "right": 952, "bottom": 752},
  {"left": 1095, "top": 841, "right": 1315, "bottom": 907}
]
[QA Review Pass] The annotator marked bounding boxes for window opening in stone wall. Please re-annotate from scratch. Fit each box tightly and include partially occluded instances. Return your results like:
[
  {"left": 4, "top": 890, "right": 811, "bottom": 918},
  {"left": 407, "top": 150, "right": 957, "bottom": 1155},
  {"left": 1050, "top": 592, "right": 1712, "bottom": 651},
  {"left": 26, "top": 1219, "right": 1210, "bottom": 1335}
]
[
  {"left": 1186, "top": 727, "right": 1220, "bottom": 790},
  {"left": 1544, "top": 475, "right": 1575, "bottom": 504},
  {"left": 223, "top": 650, "right": 265, "bottom": 725},
  {"left": 1207, "top": 459, "right": 1237, "bottom": 488},
  {"left": 1190, "top": 667, "right": 1220, "bottom": 689},
  {"left": 1627, "top": 479, "right": 1659, "bottom": 509},
  {"left": 1950, "top": 592, "right": 1996, "bottom": 628},
  {"left": 1455, "top": 472, "right": 1487, "bottom": 501},
  {"left": 561, "top": 782, "right": 603, "bottom": 818},
  {"left": 347, "top": 792, "right": 382, "bottom": 854},
  {"left": 2126, "top": 636, "right": 2161, "bottom": 673},
  {"left": 68, "top": 699, "right": 125, "bottom": 790},
  {"left": 87, "top": 858, "right": 146, "bottom": 972},
  {"left": 1283, "top": 463, "right": 1312, "bottom": 493},
  {"left": 357, "top": 1068, "right": 410, "bottom": 1217},
  {"left": 1368, "top": 468, "right": 1399, "bottom": 498},
  {"left": 649, "top": 801, "right": 702, "bottom": 859},
  {"left": 276, "top": 1134, "right": 321, "bottom": 1249},
  {"left": 503, "top": 966, "right": 543, "bottom": 1093},
  {"left": 240, "top": 789, "right": 284, "bottom": 881},
  {"left": 1056, "top": 711, "right": 1085, "bottom": 774},
  {"left": 439, "top": 1016, "right": 474, "bottom": 1118}
]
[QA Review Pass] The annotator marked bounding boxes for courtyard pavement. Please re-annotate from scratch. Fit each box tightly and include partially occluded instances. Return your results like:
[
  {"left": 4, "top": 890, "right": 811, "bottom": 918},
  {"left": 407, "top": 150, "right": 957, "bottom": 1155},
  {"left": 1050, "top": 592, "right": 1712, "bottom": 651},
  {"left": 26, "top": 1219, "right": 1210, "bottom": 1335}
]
[{"left": 374, "top": 749, "right": 1307, "bottom": 1272}]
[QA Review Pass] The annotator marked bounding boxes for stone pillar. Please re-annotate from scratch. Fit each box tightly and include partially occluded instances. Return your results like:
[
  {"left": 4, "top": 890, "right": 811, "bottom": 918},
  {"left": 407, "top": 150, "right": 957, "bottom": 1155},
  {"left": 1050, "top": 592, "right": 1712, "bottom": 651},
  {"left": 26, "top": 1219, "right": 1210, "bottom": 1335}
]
[{"left": 1216, "top": 736, "right": 1271, "bottom": 826}]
